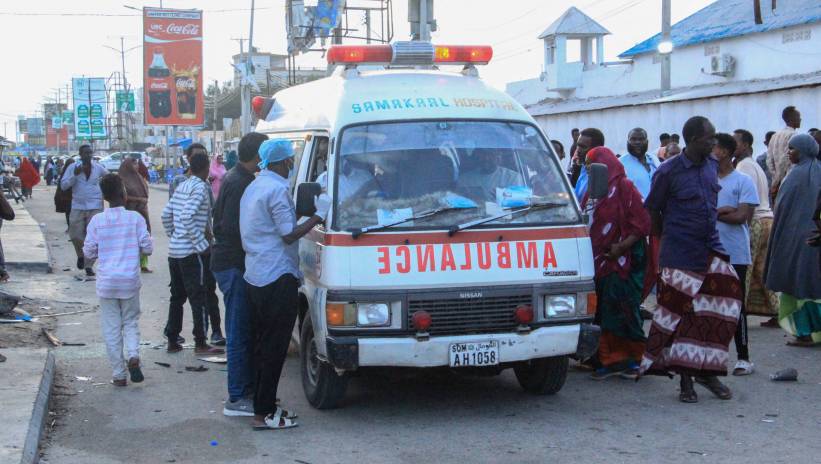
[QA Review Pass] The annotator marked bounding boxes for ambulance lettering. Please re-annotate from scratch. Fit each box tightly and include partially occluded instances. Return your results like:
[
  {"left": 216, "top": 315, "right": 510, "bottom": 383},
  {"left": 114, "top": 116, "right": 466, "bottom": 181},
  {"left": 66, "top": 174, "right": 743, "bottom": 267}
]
[{"left": 375, "top": 241, "right": 559, "bottom": 274}]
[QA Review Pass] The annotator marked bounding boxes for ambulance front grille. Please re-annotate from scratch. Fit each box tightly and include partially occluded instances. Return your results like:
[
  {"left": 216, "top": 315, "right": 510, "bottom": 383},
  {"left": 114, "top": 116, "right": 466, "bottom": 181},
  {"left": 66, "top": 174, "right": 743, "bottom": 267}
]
[{"left": 407, "top": 294, "right": 532, "bottom": 336}]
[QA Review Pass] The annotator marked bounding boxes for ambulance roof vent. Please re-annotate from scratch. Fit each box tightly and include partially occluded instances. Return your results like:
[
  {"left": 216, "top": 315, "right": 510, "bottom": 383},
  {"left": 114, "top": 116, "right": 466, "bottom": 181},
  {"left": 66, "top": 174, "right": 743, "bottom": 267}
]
[{"left": 391, "top": 41, "right": 435, "bottom": 66}]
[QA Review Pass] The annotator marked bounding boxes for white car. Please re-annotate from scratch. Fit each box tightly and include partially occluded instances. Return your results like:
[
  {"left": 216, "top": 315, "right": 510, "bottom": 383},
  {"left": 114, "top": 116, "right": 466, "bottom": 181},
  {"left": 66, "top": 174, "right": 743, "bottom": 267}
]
[{"left": 100, "top": 152, "right": 150, "bottom": 172}]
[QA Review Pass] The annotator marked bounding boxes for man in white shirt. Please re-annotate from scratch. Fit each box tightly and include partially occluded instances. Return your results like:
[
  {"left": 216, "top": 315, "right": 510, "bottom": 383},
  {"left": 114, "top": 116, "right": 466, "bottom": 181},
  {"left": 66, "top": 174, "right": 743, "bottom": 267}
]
[
  {"left": 240, "top": 139, "right": 330, "bottom": 430},
  {"left": 734, "top": 129, "right": 779, "bottom": 327},
  {"left": 60, "top": 145, "right": 108, "bottom": 276},
  {"left": 766, "top": 106, "right": 801, "bottom": 202}
]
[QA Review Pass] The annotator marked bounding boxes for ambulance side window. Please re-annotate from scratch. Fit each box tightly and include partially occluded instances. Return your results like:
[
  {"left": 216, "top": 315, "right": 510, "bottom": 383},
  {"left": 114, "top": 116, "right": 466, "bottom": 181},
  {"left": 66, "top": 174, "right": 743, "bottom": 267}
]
[{"left": 308, "top": 136, "right": 330, "bottom": 182}]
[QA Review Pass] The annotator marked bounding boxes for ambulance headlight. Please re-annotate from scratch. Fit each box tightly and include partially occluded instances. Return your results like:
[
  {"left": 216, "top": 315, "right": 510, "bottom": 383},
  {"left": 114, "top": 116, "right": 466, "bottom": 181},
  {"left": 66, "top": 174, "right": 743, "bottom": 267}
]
[
  {"left": 356, "top": 303, "right": 391, "bottom": 327},
  {"left": 544, "top": 295, "right": 576, "bottom": 319}
]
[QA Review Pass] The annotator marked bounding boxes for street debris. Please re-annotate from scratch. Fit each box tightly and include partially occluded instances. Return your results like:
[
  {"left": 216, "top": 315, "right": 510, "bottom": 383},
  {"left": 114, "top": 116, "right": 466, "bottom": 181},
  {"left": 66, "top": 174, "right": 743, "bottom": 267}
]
[
  {"left": 154, "top": 362, "right": 171, "bottom": 368},
  {"left": 75, "top": 376, "right": 92, "bottom": 382},
  {"left": 0, "top": 290, "right": 21, "bottom": 315},
  {"left": 197, "top": 356, "right": 227, "bottom": 364},
  {"left": 42, "top": 328, "right": 61, "bottom": 346},
  {"left": 184, "top": 365, "right": 208, "bottom": 372},
  {"left": 770, "top": 368, "right": 798, "bottom": 381},
  {"left": 39, "top": 308, "right": 96, "bottom": 318},
  {"left": 762, "top": 419, "right": 775, "bottom": 423}
]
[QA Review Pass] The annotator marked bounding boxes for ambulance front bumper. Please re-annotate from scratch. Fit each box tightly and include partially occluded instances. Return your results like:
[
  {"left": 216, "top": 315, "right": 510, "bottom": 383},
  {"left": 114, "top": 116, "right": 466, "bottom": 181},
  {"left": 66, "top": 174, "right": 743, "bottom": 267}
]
[{"left": 326, "top": 323, "right": 600, "bottom": 369}]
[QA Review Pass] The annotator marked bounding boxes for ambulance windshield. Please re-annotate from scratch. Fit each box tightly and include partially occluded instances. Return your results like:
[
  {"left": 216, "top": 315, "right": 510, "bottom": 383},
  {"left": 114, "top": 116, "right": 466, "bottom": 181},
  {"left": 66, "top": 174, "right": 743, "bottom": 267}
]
[{"left": 333, "top": 121, "right": 578, "bottom": 231}]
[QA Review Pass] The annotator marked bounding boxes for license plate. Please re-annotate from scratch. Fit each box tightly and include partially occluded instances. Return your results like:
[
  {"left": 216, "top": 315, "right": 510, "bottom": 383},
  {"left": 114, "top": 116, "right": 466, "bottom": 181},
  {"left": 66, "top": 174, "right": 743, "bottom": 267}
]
[{"left": 449, "top": 340, "right": 500, "bottom": 367}]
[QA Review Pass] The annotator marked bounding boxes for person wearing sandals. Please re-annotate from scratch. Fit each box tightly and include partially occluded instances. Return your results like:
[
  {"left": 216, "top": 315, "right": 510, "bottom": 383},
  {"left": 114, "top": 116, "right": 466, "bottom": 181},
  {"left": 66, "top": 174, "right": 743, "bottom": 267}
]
[
  {"left": 580, "top": 147, "right": 651, "bottom": 380},
  {"left": 764, "top": 133, "right": 821, "bottom": 347},
  {"left": 83, "top": 174, "right": 153, "bottom": 386},
  {"left": 713, "top": 134, "right": 759, "bottom": 376},
  {"left": 240, "top": 139, "right": 331, "bottom": 430},
  {"left": 641, "top": 117, "right": 742, "bottom": 403}
]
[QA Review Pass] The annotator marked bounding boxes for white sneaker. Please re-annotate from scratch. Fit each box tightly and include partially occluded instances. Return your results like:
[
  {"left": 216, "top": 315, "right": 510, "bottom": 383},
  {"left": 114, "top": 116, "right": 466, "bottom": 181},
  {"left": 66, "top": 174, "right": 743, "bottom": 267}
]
[
  {"left": 223, "top": 398, "right": 254, "bottom": 417},
  {"left": 732, "top": 360, "right": 754, "bottom": 376}
]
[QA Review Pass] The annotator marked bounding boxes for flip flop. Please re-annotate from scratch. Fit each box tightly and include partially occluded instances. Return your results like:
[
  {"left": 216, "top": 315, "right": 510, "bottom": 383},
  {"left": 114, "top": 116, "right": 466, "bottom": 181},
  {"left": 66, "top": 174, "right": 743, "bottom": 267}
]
[
  {"left": 786, "top": 338, "right": 819, "bottom": 347},
  {"left": 252, "top": 408, "right": 298, "bottom": 431}
]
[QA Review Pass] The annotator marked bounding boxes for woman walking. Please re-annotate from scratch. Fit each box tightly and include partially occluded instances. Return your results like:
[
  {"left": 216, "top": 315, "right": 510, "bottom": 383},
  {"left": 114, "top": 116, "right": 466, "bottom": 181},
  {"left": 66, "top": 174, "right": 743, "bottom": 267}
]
[
  {"left": 16, "top": 157, "right": 40, "bottom": 199},
  {"left": 764, "top": 133, "right": 821, "bottom": 346},
  {"left": 54, "top": 159, "right": 74, "bottom": 228},
  {"left": 120, "top": 156, "right": 153, "bottom": 273},
  {"left": 44, "top": 157, "right": 55, "bottom": 186},
  {"left": 582, "top": 147, "right": 652, "bottom": 379},
  {"left": 209, "top": 153, "right": 227, "bottom": 200}
]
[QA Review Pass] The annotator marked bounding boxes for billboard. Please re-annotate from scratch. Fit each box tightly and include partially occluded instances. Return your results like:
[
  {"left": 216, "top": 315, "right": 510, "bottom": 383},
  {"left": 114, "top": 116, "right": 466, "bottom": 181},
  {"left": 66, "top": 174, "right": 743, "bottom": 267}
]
[
  {"left": 143, "top": 8, "right": 203, "bottom": 126},
  {"left": 17, "top": 116, "right": 27, "bottom": 134},
  {"left": 116, "top": 90, "right": 136, "bottom": 112},
  {"left": 27, "top": 118, "right": 44, "bottom": 137},
  {"left": 72, "top": 77, "right": 108, "bottom": 140}
]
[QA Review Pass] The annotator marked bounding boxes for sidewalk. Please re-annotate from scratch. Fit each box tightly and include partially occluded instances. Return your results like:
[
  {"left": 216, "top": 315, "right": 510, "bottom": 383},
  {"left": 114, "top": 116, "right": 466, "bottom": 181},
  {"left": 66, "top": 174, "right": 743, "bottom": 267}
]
[
  {"left": 0, "top": 348, "right": 56, "bottom": 464},
  {"left": 3, "top": 201, "right": 51, "bottom": 273}
]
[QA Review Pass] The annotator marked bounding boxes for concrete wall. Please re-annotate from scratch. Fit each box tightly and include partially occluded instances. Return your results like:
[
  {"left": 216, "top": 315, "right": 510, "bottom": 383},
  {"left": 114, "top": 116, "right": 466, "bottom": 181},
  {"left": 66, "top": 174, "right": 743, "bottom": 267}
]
[{"left": 533, "top": 85, "right": 821, "bottom": 157}]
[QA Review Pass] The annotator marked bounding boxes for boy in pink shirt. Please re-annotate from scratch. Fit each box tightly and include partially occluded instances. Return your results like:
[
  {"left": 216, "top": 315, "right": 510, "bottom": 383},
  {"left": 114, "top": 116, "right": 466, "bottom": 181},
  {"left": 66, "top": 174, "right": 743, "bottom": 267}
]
[{"left": 83, "top": 174, "right": 153, "bottom": 386}]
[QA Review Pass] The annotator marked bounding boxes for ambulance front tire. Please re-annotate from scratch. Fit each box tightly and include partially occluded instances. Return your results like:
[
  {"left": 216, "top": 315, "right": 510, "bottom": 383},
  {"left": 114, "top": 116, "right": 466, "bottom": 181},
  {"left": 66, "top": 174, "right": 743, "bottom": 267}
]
[
  {"left": 300, "top": 315, "right": 349, "bottom": 409},
  {"left": 513, "top": 356, "right": 568, "bottom": 395}
]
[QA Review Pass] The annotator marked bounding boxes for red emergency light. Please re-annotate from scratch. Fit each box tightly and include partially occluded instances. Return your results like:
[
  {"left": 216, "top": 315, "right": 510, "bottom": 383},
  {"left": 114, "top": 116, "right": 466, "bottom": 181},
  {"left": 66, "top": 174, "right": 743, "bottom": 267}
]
[
  {"left": 251, "top": 96, "right": 275, "bottom": 119},
  {"left": 326, "top": 43, "right": 494, "bottom": 66},
  {"left": 434, "top": 45, "right": 493, "bottom": 65},
  {"left": 327, "top": 45, "right": 394, "bottom": 65}
]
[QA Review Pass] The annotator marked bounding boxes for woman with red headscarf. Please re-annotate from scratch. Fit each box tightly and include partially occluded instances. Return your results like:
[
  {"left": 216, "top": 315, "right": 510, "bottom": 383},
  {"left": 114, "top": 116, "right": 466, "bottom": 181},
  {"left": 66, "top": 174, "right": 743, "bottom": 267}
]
[
  {"left": 16, "top": 158, "right": 40, "bottom": 199},
  {"left": 582, "top": 147, "right": 652, "bottom": 380}
]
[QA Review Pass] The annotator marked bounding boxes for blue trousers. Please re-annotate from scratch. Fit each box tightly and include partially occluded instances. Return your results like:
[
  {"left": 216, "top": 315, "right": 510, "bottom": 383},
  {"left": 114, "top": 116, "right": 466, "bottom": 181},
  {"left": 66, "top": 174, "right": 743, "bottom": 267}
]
[{"left": 214, "top": 268, "right": 254, "bottom": 402}]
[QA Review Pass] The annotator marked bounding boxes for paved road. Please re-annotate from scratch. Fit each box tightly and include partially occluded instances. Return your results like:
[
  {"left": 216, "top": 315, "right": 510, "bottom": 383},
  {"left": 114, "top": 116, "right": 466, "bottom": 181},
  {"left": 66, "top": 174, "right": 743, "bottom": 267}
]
[{"left": 21, "top": 184, "right": 821, "bottom": 464}]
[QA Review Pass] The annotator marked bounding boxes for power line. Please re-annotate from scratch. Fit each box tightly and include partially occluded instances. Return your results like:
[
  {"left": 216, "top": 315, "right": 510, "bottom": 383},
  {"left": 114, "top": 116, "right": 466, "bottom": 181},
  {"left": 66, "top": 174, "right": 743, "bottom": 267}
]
[{"left": 0, "top": 5, "right": 285, "bottom": 17}]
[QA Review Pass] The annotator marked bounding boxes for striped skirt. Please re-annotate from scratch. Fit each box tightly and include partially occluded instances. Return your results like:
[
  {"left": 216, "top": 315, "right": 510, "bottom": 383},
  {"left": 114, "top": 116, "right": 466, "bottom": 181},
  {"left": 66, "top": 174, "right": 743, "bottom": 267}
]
[{"left": 640, "top": 253, "right": 742, "bottom": 377}]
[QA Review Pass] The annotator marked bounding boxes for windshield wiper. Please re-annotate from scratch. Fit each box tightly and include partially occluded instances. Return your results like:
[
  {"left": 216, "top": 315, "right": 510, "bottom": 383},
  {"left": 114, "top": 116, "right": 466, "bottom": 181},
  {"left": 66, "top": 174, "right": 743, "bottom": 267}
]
[
  {"left": 351, "top": 205, "right": 477, "bottom": 239},
  {"left": 447, "top": 201, "right": 568, "bottom": 236}
]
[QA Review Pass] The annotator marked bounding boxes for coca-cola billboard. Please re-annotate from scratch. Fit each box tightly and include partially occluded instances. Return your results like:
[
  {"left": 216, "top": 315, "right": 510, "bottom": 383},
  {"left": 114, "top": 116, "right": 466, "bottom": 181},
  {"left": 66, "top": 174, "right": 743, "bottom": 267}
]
[{"left": 143, "top": 8, "right": 203, "bottom": 126}]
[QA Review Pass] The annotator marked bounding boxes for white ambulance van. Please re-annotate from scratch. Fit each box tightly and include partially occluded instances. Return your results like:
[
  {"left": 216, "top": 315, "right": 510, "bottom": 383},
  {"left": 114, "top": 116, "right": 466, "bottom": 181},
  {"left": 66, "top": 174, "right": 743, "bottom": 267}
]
[{"left": 252, "top": 42, "right": 606, "bottom": 409}]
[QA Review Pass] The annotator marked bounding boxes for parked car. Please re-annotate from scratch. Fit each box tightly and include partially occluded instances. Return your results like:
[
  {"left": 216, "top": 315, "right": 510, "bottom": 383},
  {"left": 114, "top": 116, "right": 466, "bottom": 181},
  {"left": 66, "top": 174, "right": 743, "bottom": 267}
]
[{"left": 100, "top": 152, "right": 148, "bottom": 172}]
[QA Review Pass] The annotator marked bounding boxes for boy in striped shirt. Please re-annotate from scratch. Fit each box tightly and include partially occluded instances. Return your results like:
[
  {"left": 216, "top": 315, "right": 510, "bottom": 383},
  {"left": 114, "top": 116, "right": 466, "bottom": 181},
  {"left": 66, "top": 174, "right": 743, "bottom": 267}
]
[{"left": 83, "top": 174, "right": 153, "bottom": 386}]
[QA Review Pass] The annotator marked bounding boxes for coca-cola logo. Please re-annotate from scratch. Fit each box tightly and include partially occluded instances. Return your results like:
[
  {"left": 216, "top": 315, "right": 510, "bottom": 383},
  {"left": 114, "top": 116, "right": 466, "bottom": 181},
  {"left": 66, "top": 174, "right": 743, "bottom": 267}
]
[
  {"left": 166, "top": 23, "right": 200, "bottom": 35},
  {"left": 175, "top": 77, "right": 197, "bottom": 91},
  {"left": 149, "top": 81, "right": 169, "bottom": 90}
]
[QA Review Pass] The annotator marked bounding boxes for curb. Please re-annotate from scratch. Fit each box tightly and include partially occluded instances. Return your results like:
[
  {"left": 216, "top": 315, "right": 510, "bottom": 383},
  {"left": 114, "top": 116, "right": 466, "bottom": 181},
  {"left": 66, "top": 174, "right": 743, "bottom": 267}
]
[{"left": 21, "top": 350, "right": 55, "bottom": 464}]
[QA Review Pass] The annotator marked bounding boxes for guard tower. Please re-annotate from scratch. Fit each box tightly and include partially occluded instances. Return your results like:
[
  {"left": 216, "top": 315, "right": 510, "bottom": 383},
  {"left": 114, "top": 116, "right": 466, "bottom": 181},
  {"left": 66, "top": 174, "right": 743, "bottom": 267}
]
[{"left": 539, "top": 7, "right": 610, "bottom": 91}]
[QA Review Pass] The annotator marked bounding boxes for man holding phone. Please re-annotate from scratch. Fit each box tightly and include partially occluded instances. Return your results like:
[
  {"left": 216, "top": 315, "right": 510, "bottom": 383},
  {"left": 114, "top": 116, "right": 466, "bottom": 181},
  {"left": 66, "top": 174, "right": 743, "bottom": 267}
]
[{"left": 60, "top": 145, "right": 108, "bottom": 277}]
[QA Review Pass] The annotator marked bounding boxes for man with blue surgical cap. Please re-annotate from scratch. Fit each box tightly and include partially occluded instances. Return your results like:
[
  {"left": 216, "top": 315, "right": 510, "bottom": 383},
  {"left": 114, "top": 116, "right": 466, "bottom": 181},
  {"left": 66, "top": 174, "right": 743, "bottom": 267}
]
[{"left": 239, "top": 138, "right": 330, "bottom": 430}]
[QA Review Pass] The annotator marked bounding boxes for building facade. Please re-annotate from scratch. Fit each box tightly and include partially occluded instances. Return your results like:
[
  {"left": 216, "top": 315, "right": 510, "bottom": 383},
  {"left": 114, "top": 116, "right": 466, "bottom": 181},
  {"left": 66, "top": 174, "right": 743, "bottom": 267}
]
[{"left": 507, "top": 0, "right": 821, "bottom": 154}]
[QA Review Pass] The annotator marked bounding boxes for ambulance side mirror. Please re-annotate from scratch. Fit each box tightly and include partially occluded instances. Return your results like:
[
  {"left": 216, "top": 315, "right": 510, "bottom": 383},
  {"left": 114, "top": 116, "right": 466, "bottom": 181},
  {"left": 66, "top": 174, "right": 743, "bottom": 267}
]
[
  {"left": 296, "top": 182, "right": 322, "bottom": 217},
  {"left": 588, "top": 163, "right": 608, "bottom": 200}
]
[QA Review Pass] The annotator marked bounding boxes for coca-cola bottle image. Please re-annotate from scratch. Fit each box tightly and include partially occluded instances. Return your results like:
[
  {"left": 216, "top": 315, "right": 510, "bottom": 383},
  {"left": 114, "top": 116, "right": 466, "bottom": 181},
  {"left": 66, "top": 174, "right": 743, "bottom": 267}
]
[
  {"left": 148, "top": 48, "right": 172, "bottom": 119},
  {"left": 174, "top": 66, "right": 199, "bottom": 120}
]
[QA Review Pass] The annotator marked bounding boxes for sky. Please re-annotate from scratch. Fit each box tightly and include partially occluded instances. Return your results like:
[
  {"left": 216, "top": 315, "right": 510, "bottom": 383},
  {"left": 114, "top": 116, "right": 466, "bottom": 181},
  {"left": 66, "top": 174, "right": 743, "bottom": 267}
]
[{"left": 0, "top": 0, "right": 715, "bottom": 142}]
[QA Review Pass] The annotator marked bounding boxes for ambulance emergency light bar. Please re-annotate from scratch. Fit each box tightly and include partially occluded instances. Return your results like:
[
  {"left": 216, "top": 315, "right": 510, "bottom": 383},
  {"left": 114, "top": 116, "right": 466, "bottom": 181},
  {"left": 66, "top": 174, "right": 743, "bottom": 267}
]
[{"left": 327, "top": 42, "right": 493, "bottom": 67}]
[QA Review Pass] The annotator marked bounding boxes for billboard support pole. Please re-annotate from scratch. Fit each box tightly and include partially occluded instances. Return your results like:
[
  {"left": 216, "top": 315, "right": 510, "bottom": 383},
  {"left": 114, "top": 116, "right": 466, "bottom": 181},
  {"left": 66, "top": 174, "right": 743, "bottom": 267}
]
[{"left": 88, "top": 78, "right": 94, "bottom": 150}]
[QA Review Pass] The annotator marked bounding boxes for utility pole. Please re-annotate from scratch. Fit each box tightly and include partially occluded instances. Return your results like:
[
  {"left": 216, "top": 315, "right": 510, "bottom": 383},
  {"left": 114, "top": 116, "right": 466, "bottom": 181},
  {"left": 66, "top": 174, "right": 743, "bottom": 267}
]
[
  {"left": 240, "top": 0, "right": 256, "bottom": 136},
  {"left": 212, "top": 79, "right": 218, "bottom": 155},
  {"left": 365, "top": 9, "right": 372, "bottom": 44},
  {"left": 660, "top": 0, "right": 672, "bottom": 95},
  {"left": 56, "top": 88, "right": 62, "bottom": 155}
]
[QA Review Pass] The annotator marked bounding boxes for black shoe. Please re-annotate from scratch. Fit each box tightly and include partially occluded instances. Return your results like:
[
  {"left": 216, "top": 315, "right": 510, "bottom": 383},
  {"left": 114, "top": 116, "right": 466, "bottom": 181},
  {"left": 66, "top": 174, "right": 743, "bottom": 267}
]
[
  {"left": 85, "top": 268, "right": 95, "bottom": 277},
  {"left": 210, "top": 330, "right": 226, "bottom": 346},
  {"left": 164, "top": 330, "right": 185, "bottom": 345},
  {"left": 77, "top": 257, "right": 85, "bottom": 270}
]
